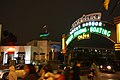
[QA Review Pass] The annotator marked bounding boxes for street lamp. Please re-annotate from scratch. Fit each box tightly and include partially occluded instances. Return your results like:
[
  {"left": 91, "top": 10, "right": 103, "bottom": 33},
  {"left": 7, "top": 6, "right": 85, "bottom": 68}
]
[{"left": 51, "top": 48, "right": 54, "bottom": 60}]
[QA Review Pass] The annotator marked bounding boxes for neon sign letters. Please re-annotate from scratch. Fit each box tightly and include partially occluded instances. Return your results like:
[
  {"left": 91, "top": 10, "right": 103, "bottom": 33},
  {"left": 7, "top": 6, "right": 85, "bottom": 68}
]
[
  {"left": 66, "top": 21, "right": 111, "bottom": 45},
  {"left": 77, "top": 33, "right": 90, "bottom": 40},
  {"left": 70, "top": 21, "right": 102, "bottom": 35},
  {"left": 66, "top": 13, "right": 112, "bottom": 46},
  {"left": 90, "top": 27, "right": 111, "bottom": 37},
  {"left": 71, "top": 13, "right": 101, "bottom": 30}
]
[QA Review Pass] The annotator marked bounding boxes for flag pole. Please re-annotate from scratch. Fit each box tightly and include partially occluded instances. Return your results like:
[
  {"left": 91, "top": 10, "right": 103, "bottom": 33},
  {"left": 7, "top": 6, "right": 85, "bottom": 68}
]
[
  {"left": 43, "top": 25, "right": 47, "bottom": 33},
  {"left": 110, "top": 0, "right": 120, "bottom": 14}
]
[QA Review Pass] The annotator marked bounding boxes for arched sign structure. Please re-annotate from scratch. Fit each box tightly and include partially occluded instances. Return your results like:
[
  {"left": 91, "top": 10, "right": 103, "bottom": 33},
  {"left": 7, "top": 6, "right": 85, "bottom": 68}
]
[{"left": 65, "top": 12, "right": 116, "bottom": 47}]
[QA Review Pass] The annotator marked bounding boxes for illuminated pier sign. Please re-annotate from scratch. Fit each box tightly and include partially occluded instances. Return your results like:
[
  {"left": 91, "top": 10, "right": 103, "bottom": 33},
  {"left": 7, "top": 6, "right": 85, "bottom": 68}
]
[
  {"left": 70, "top": 21, "right": 102, "bottom": 35},
  {"left": 63, "top": 12, "right": 117, "bottom": 50},
  {"left": 65, "top": 12, "right": 116, "bottom": 46},
  {"left": 70, "top": 13, "right": 102, "bottom": 30},
  {"left": 66, "top": 21, "right": 112, "bottom": 45}
]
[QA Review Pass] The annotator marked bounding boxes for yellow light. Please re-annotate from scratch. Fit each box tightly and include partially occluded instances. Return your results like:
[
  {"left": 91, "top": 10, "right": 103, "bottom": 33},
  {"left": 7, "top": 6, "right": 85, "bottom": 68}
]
[
  {"left": 51, "top": 48, "right": 54, "bottom": 52},
  {"left": 115, "top": 49, "right": 120, "bottom": 51},
  {"left": 104, "top": 0, "right": 110, "bottom": 10},
  {"left": 62, "top": 38, "right": 65, "bottom": 50},
  {"left": 115, "top": 43, "right": 120, "bottom": 51},
  {"left": 7, "top": 47, "right": 15, "bottom": 52},
  {"left": 62, "top": 34, "right": 66, "bottom": 54},
  {"left": 78, "top": 33, "right": 90, "bottom": 40},
  {"left": 115, "top": 44, "right": 120, "bottom": 46},
  {"left": 116, "top": 23, "right": 120, "bottom": 43}
]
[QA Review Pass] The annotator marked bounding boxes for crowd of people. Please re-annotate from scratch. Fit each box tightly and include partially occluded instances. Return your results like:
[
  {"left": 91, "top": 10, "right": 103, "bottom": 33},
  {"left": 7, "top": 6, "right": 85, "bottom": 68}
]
[{"left": 7, "top": 62, "right": 99, "bottom": 80}]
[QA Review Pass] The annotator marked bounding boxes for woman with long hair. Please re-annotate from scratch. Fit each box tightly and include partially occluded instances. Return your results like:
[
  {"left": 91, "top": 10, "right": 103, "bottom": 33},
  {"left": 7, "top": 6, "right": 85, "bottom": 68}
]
[{"left": 22, "top": 64, "right": 39, "bottom": 80}]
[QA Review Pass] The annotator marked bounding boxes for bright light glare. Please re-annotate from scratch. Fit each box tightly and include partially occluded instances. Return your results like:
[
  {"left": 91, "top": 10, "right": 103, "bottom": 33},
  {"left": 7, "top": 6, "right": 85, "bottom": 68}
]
[
  {"left": 100, "top": 65, "right": 103, "bottom": 68},
  {"left": 117, "top": 23, "right": 120, "bottom": 43},
  {"left": 107, "top": 66, "right": 111, "bottom": 69},
  {"left": 0, "top": 71, "right": 2, "bottom": 75},
  {"left": 7, "top": 47, "right": 15, "bottom": 52}
]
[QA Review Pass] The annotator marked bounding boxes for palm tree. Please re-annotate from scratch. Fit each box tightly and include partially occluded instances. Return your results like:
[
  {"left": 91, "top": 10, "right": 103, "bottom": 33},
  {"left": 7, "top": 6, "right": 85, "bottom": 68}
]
[{"left": 1, "top": 30, "right": 17, "bottom": 45}]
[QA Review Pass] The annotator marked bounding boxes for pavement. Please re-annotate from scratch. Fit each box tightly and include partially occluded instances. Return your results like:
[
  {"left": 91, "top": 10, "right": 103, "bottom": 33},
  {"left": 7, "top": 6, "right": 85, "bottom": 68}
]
[
  {"left": 80, "top": 75, "right": 99, "bottom": 80},
  {"left": 80, "top": 76, "right": 88, "bottom": 80},
  {"left": 53, "top": 69, "right": 90, "bottom": 80}
]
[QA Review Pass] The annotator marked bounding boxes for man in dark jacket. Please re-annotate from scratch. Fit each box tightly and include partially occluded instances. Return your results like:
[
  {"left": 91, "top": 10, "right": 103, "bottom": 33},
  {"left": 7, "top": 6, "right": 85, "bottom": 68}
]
[{"left": 72, "top": 62, "right": 81, "bottom": 80}]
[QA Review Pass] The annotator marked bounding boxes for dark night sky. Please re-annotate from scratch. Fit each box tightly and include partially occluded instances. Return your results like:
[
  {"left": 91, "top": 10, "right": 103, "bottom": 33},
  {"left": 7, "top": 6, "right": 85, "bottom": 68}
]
[{"left": 0, "top": 0, "right": 120, "bottom": 45}]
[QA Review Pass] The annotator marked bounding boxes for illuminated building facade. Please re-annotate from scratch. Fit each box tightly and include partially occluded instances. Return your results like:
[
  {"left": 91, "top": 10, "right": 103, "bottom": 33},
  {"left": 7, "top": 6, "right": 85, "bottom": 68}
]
[{"left": 0, "top": 40, "right": 61, "bottom": 65}]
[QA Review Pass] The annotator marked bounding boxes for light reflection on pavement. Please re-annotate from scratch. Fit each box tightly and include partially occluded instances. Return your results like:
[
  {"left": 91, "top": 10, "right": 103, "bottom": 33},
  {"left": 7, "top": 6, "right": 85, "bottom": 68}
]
[
  {"left": 96, "top": 71, "right": 120, "bottom": 80},
  {"left": 80, "top": 71, "right": 120, "bottom": 80}
]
